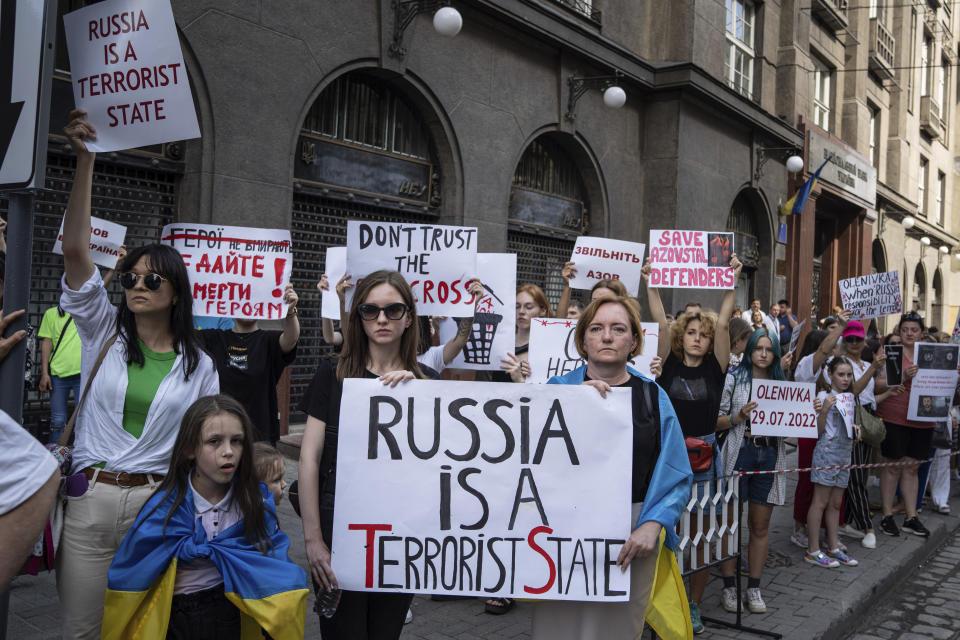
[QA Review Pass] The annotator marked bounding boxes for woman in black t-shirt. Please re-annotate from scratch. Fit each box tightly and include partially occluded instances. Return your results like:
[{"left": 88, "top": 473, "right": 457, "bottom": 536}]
[
  {"left": 298, "top": 270, "right": 428, "bottom": 640},
  {"left": 641, "top": 254, "right": 742, "bottom": 634}
]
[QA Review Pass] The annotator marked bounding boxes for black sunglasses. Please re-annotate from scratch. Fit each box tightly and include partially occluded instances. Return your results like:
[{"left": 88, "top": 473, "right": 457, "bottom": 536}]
[
  {"left": 902, "top": 312, "right": 923, "bottom": 321},
  {"left": 357, "top": 302, "right": 409, "bottom": 321},
  {"left": 119, "top": 272, "right": 168, "bottom": 291},
  {"left": 843, "top": 335, "right": 864, "bottom": 343}
]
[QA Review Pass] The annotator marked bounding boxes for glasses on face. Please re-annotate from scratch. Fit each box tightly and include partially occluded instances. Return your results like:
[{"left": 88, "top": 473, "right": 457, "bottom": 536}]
[
  {"left": 357, "top": 302, "right": 409, "bottom": 321},
  {"left": 844, "top": 336, "right": 864, "bottom": 343},
  {"left": 119, "top": 272, "right": 168, "bottom": 291}
]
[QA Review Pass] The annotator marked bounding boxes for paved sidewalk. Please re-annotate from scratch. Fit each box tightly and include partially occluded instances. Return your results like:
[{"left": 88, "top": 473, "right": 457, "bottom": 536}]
[{"left": 6, "top": 447, "right": 959, "bottom": 639}]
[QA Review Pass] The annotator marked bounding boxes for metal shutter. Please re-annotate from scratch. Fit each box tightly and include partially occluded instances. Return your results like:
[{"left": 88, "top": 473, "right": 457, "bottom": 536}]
[{"left": 507, "top": 225, "right": 575, "bottom": 312}]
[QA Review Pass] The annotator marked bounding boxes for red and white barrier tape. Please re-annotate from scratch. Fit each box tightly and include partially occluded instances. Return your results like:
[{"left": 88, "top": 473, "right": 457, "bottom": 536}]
[{"left": 724, "top": 449, "right": 960, "bottom": 479}]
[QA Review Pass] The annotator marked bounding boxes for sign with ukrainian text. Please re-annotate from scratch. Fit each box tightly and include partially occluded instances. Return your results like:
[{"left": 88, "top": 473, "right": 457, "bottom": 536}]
[
  {"left": 526, "top": 318, "right": 658, "bottom": 383},
  {"left": 160, "top": 223, "right": 292, "bottom": 320},
  {"left": 52, "top": 215, "right": 126, "bottom": 269},
  {"left": 63, "top": 0, "right": 200, "bottom": 152},
  {"left": 648, "top": 230, "right": 735, "bottom": 289},
  {"left": 749, "top": 380, "right": 818, "bottom": 438},
  {"left": 330, "top": 378, "right": 633, "bottom": 600},
  {"left": 808, "top": 128, "right": 877, "bottom": 208},
  {"left": 838, "top": 270, "right": 902, "bottom": 320},
  {"left": 567, "top": 236, "right": 646, "bottom": 295},
  {"left": 346, "top": 220, "right": 478, "bottom": 316}
]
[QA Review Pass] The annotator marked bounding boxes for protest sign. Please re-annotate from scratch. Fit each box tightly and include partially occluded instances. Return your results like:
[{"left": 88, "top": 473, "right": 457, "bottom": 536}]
[
  {"left": 436, "top": 254, "right": 516, "bottom": 371},
  {"left": 951, "top": 308, "right": 960, "bottom": 345},
  {"left": 526, "top": 319, "right": 658, "bottom": 383},
  {"left": 330, "top": 378, "right": 633, "bottom": 600},
  {"left": 52, "top": 216, "right": 126, "bottom": 269},
  {"left": 749, "top": 379, "right": 818, "bottom": 438},
  {"left": 321, "top": 247, "right": 346, "bottom": 320},
  {"left": 346, "top": 221, "right": 478, "bottom": 316},
  {"left": 884, "top": 345, "right": 903, "bottom": 386},
  {"left": 908, "top": 343, "right": 960, "bottom": 422},
  {"left": 834, "top": 393, "right": 856, "bottom": 439},
  {"left": 838, "top": 270, "right": 902, "bottom": 320},
  {"left": 788, "top": 318, "right": 806, "bottom": 355},
  {"left": 160, "top": 223, "right": 292, "bottom": 320},
  {"left": 647, "top": 230, "right": 735, "bottom": 289},
  {"left": 567, "top": 236, "right": 646, "bottom": 295},
  {"left": 62, "top": 0, "right": 201, "bottom": 153}
]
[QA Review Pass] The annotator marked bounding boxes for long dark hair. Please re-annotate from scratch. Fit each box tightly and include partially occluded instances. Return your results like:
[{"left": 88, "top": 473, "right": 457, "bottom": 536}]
[
  {"left": 817, "top": 356, "right": 852, "bottom": 394},
  {"left": 141, "top": 395, "right": 272, "bottom": 554},
  {"left": 732, "top": 329, "right": 786, "bottom": 384},
  {"left": 337, "top": 270, "right": 425, "bottom": 382},
  {"left": 115, "top": 244, "right": 203, "bottom": 380}
]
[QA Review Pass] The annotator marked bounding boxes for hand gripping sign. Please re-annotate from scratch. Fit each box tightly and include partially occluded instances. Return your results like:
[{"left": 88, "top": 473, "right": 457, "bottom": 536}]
[
  {"left": 63, "top": 0, "right": 201, "bottom": 152},
  {"left": 331, "top": 379, "right": 633, "bottom": 601},
  {"left": 346, "top": 220, "right": 478, "bottom": 316},
  {"left": 161, "top": 223, "right": 292, "bottom": 320},
  {"left": 647, "top": 230, "right": 735, "bottom": 289},
  {"left": 52, "top": 216, "right": 126, "bottom": 269},
  {"left": 567, "top": 237, "right": 646, "bottom": 295},
  {"left": 749, "top": 380, "right": 818, "bottom": 438}
]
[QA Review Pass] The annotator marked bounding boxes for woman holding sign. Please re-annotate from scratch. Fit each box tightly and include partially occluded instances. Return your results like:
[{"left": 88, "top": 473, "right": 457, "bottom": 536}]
[
  {"left": 56, "top": 110, "right": 220, "bottom": 639},
  {"left": 641, "top": 254, "right": 741, "bottom": 633},
  {"left": 498, "top": 284, "right": 553, "bottom": 382},
  {"left": 299, "top": 270, "right": 428, "bottom": 639},
  {"left": 715, "top": 329, "right": 788, "bottom": 615},
  {"left": 533, "top": 296, "right": 692, "bottom": 640}
]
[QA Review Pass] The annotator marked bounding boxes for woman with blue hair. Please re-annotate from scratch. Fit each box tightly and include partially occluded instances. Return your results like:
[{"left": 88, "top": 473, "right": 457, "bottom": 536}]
[{"left": 716, "top": 329, "right": 787, "bottom": 615}]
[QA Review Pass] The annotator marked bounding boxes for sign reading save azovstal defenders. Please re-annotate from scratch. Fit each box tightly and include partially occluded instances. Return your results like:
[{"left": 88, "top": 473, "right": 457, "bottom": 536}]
[
  {"left": 62, "top": 0, "right": 200, "bottom": 152},
  {"left": 331, "top": 379, "right": 633, "bottom": 601},
  {"left": 648, "top": 230, "right": 735, "bottom": 290},
  {"left": 161, "top": 223, "right": 292, "bottom": 320}
]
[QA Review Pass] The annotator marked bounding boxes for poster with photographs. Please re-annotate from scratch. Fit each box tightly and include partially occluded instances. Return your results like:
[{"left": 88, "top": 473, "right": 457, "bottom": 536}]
[
  {"left": 908, "top": 343, "right": 960, "bottom": 422},
  {"left": 883, "top": 344, "right": 903, "bottom": 386}
]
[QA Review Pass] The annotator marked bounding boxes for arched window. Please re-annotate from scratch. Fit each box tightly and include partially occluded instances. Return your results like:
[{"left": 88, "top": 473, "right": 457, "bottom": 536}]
[
  {"left": 871, "top": 239, "right": 886, "bottom": 275},
  {"left": 913, "top": 262, "right": 927, "bottom": 314},
  {"left": 727, "top": 191, "right": 761, "bottom": 311}
]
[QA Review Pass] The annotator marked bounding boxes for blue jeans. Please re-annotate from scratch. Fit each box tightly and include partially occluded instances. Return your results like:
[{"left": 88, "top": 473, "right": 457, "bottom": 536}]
[{"left": 49, "top": 373, "right": 82, "bottom": 444}]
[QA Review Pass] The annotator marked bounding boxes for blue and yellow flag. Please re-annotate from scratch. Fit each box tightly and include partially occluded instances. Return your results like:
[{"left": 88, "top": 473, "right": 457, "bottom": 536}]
[
  {"left": 102, "top": 484, "right": 308, "bottom": 640},
  {"left": 780, "top": 157, "right": 830, "bottom": 216}
]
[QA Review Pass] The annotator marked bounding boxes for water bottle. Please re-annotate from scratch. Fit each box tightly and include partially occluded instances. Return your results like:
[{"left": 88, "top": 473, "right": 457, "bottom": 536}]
[{"left": 315, "top": 587, "right": 341, "bottom": 618}]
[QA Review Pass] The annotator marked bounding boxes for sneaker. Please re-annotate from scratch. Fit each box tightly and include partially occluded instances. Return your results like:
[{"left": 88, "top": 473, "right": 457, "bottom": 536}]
[
  {"left": 935, "top": 504, "right": 951, "bottom": 515},
  {"left": 826, "top": 548, "right": 859, "bottom": 566},
  {"left": 838, "top": 524, "right": 865, "bottom": 539},
  {"left": 789, "top": 528, "right": 809, "bottom": 548},
  {"left": 720, "top": 586, "right": 741, "bottom": 613},
  {"left": 902, "top": 516, "right": 930, "bottom": 537},
  {"left": 405, "top": 607, "right": 413, "bottom": 624},
  {"left": 804, "top": 550, "right": 840, "bottom": 568},
  {"left": 837, "top": 541, "right": 848, "bottom": 553},
  {"left": 861, "top": 532, "right": 877, "bottom": 549},
  {"left": 745, "top": 588, "right": 766, "bottom": 613},
  {"left": 689, "top": 602, "right": 704, "bottom": 634},
  {"left": 880, "top": 515, "right": 900, "bottom": 537}
]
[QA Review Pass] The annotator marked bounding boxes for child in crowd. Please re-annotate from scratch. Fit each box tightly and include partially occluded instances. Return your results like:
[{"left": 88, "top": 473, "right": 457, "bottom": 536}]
[
  {"left": 102, "top": 395, "right": 307, "bottom": 639},
  {"left": 255, "top": 442, "right": 287, "bottom": 505},
  {"left": 806, "top": 357, "right": 859, "bottom": 568}
]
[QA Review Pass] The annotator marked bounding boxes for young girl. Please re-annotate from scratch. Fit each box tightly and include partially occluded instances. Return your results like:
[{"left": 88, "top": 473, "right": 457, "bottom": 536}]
[
  {"left": 103, "top": 396, "right": 307, "bottom": 639},
  {"left": 254, "top": 442, "right": 287, "bottom": 505},
  {"left": 806, "top": 357, "right": 859, "bottom": 568}
]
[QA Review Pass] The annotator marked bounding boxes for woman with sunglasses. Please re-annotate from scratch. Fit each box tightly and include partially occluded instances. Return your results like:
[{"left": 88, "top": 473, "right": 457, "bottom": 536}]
[
  {"left": 299, "top": 270, "right": 427, "bottom": 639},
  {"left": 56, "top": 110, "right": 219, "bottom": 639}
]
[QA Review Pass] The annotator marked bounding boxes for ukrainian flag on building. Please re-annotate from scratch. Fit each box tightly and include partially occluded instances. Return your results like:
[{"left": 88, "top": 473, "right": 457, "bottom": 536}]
[
  {"left": 102, "top": 485, "right": 308, "bottom": 639},
  {"left": 780, "top": 157, "right": 831, "bottom": 216}
]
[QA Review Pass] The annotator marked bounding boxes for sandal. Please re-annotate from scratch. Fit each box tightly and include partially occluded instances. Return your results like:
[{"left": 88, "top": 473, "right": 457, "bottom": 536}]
[{"left": 484, "top": 597, "right": 515, "bottom": 615}]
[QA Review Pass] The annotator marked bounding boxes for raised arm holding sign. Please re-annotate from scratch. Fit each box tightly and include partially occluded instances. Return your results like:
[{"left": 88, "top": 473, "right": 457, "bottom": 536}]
[{"left": 838, "top": 271, "right": 902, "bottom": 320}]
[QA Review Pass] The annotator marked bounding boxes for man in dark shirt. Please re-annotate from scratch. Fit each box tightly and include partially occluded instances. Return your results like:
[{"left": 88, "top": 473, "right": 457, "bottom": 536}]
[
  {"left": 777, "top": 299, "right": 799, "bottom": 349},
  {"left": 201, "top": 285, "right": 300, "bottom": 443}
]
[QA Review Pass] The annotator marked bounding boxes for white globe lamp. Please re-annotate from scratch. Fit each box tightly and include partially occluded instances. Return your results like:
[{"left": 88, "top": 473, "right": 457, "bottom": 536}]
[
  {"left": 433, "top": 7, "right": 462, "bottom": 37},
  {"left": 786, "top": 155, "right": 804, "bottom": 173},
  {"left": 603, "top": 85, "right": 627, "bottom": 109}
]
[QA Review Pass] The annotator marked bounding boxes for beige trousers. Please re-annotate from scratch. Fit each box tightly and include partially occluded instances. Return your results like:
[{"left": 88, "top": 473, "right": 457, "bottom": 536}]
[{"left": 55, "top": 475, "right": 159, "bottom": 640}]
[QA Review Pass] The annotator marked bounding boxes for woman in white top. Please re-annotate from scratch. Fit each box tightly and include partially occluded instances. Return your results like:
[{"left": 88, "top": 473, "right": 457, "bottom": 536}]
[{"left": 57, "top": 110, "right": 219, "bottom": 639}]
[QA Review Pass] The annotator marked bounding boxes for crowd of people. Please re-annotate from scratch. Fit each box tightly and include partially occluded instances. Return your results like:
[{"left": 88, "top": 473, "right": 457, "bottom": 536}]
[{"left": 0, "top": 111, "right": 957, "bottom": 640}]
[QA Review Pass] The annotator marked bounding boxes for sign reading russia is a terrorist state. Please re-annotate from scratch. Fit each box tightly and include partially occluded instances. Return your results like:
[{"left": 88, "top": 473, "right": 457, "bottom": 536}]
[
  {"left": 346, "top": 220, "right": 478, "bottom": 316},
  {"left": 331, "top": 379, "right": 633, "bottom": 601},
  {"left": 161, "top": 223, "right": 292, "bottom": 320},
  {"left": 648, "top": 230, "right": 735, "bottom": 290},
  {"left": 63, "top": 0, "right": 201, "bottom": 152}
]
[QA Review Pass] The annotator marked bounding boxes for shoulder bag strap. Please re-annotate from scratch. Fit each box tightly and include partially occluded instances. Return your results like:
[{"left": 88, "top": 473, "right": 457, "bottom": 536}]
[
  {"left": 58, "top": 333, "right": 119, "bottom": 447},
  {"left": 48, "top": 316, "right": 73, "bottom": 368}
]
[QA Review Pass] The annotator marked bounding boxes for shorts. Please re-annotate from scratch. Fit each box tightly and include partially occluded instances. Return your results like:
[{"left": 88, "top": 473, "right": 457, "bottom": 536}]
[
  {"left": 880, "top": 422, "right": 934, "bottom": 461},
  {"left": 733, "top": 440, "right": 777, "bottom": 506},
  {"left": 690, "top": 434, "right": 718, "bottom": 513},
  {"left": 811, "top": 435, "right": 852, "bottom": 488}
]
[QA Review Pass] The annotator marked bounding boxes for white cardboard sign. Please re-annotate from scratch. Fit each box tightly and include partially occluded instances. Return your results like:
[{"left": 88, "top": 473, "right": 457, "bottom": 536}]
[
  {"left": 331, "top": 378, "right": 634, "bottom": 601},
  {"left": 62, "top": 0, "right": 201, "bottom": 152},
  {"left": 908, "top": 343, "right": 959, "bottom": 422},
  {"left": 834, "top": 393, "right": 856, "bottom": 439},
  {"left": 52, "top": 216, "right": 126, "bottom": 269},
  {"left": 648, "top": 230, "right": 735, "bottom": 289},
  {"left": 526, "top": 318, "right": 659, "bottom": 384},
  {"left": 160, "top": 223, "right": 292, "bottom": 320},
  {"left": 568, "top": 237, "right": 646, "bottom": 295},
  {"left": 321, "top": 247, "right": 346, "bottom": 320},
  {"left": 838, "top": 270, "right": 902, "bottom": 320},
  {"left": 749, "top": 379, "right": 818, "bottom": 438},
  {"left": 436, "top": 254, "right": 516, "bottom": 371},
  {"left": 346, "top": 221, "right": 478, "bottom": 316}
]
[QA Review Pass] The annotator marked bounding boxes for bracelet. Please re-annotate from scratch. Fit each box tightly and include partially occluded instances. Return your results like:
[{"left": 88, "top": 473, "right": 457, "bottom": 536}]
[{"left": 287, "top": 307, "right": 298, "bottom": 317}]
